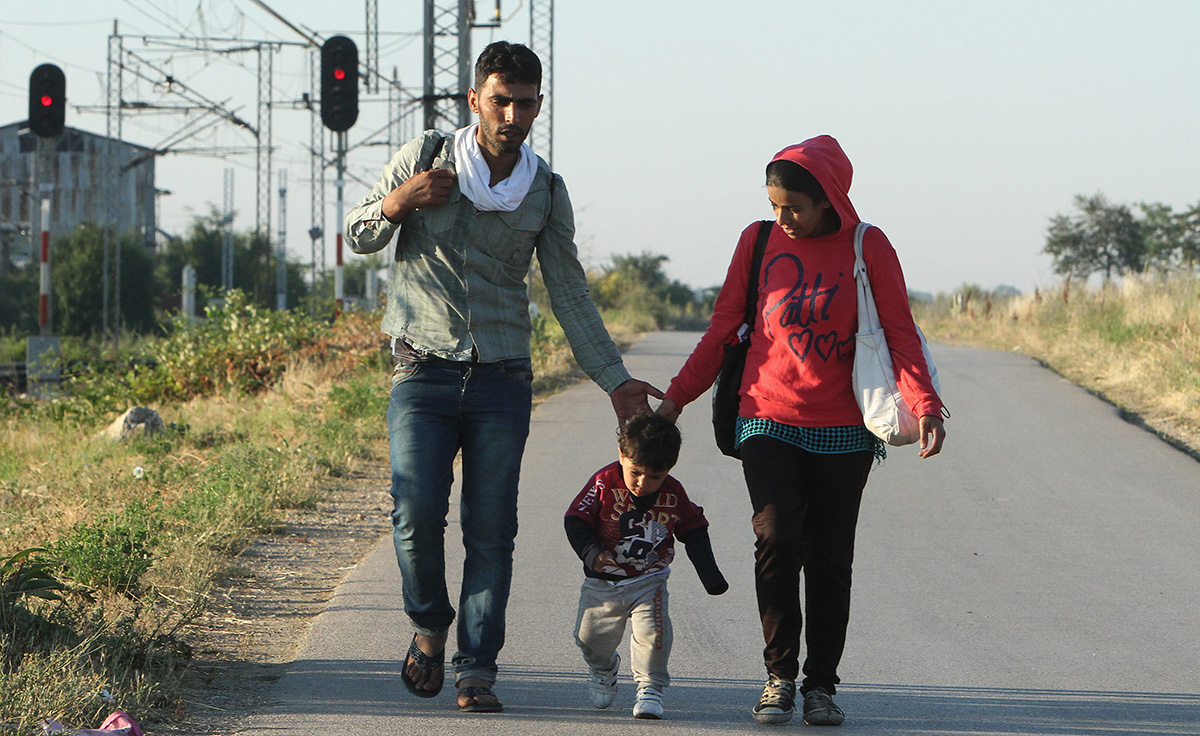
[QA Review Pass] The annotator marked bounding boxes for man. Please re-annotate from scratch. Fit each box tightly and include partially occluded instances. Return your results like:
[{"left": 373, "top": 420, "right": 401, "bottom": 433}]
[{"left": 344, "top": 40, "right": 662, "bottom": 714}]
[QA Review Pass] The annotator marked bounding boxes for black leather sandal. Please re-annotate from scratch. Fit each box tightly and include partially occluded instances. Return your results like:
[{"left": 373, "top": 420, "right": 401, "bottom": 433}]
[
  {"left": 400, "top": 634, "right": 444, "bottom": 699},
  {"left": 457, "top": 685, "right": 503, "bottom": 713}
]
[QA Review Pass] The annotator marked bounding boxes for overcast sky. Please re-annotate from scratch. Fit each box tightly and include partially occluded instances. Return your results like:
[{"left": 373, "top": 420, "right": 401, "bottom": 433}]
[{"left": 3, "top": 1, "right": 1198, "bottom": 296}]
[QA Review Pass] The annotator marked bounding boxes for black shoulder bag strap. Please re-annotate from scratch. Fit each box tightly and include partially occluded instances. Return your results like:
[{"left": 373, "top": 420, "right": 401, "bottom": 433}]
[
  {"left": 712, "top": 220, "right": 773, "bottom": 458},
  {"left": 395, "top": 134, "right": 447, "bottom": 261},
  {"left": 414, "top": 133, "right": 445, "bottom": 175},
  {"left": 742, "top": 220, "right": 771, "bottom": 333}
]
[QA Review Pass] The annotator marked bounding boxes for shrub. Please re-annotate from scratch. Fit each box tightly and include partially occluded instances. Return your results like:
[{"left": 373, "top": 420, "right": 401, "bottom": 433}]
[{"left": 50, "top": 502, "right": 159, "bottom": 595}]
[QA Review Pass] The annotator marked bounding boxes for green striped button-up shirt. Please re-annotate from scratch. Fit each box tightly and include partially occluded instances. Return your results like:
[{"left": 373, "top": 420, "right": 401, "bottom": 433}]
[{"left": 344, "top": 130, "right": 631, "bottom": 394}]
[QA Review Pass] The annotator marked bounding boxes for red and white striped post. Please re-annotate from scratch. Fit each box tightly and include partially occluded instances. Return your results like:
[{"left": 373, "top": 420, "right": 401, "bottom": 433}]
[
  {"left": 38, "top": 194, "right": 51, "bottom": 335},
  {"left": 334, "top": 131, "right": 346, "bottom": 314},
  {"left": 335, "top": 228, "right": 344, "bottom": 312}
]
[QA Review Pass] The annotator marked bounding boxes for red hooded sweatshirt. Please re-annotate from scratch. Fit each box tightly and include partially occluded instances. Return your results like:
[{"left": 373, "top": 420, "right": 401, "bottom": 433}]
[{"left": 664, "top": 135, "right": 944, "bottom": 427}]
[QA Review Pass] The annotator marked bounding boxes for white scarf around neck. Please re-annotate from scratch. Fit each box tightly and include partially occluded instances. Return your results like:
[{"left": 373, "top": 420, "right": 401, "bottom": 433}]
[{"left": 453, "top": 123, "right": 537, "bottom": 212}]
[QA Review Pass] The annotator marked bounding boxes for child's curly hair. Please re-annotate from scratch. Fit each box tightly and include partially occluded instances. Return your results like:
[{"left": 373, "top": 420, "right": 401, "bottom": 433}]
[{"left": 617, "top": 411, "right": 681, "bottom": 473}]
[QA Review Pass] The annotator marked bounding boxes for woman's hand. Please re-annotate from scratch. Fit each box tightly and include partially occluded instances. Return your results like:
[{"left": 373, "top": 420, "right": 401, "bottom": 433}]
[
  {"left": 918, "top": 414, "right": 946, "bottom": 458},
  {"left": 656, "top": 398, "right": 680, "bottom": 422}
]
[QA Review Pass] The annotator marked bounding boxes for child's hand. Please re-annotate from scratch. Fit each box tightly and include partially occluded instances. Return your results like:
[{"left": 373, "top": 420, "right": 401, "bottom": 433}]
[
  {"left": 703, "top": 570, "right": 729, "bottom": 596},
  {"left": 592, "top": 550, "right": 616, "bottom": 570}
]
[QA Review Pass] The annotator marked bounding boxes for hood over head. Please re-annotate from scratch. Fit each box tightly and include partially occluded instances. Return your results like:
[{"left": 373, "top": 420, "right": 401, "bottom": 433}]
[{"left": 771, "top": 135, "right": 859, "bottom": 237}]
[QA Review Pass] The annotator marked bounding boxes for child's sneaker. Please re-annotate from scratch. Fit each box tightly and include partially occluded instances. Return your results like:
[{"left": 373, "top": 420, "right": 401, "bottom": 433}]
[
  {"left": 633, "top": 686, "right": 664, "bottom": 719},
  {"left": 752, "top": 674, "right": 796, "bottom": 724},
  {"left": 587, "top": 653, "right": 619, "bottom": 709}
]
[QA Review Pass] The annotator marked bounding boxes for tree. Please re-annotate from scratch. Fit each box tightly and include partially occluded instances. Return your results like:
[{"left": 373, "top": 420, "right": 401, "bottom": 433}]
[
  {"left": 0, "top": 270, "right": 38, "bottom": 334},
  {"left": 155, "top": 209, "right": 309, "bottom": 314},
  {"left": 1180, "top": 202, "right": 1200, "bottom": 272},
  {"left": 1044, "top": 193, "right": 1145, "bottom": 282},
  {"left": 1139, "top": 202, "right": 1185, "bottom": 273},
  {"left": 52, "top": 224, "right": 156, "bottom": 336}
]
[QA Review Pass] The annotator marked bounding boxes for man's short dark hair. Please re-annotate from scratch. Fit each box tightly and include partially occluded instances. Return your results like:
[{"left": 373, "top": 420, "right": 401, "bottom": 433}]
[
  {"left": 765, "top": 159, "right": 829, "bottom": 204},
  {"left": 474, "top": 41, "right": 542, "bottom": 91},
  {"left": 618, "top": 412, "right": 682, "bottom": 473}
]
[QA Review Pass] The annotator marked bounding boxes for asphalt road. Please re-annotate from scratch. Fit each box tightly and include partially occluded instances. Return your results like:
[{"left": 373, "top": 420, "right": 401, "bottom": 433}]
[{"left": 243, "top": 332, "right": 1200, "bottom": 735}]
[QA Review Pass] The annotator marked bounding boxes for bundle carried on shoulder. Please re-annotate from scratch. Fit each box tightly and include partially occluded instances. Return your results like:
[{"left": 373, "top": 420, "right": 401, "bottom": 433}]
[{"left": 850, "top": 222, "right": 941, "bottom": 447}]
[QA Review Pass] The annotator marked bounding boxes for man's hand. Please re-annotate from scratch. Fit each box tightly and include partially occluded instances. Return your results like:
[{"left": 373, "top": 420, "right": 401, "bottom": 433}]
[
  {"left": 609, "top": 379, "right": 666, "bottom": 426},
  {"left": 382, "top": 169, "right": 457, "bottom": 223},
  {"left": 918, "top": 414, "right": 946, "bottom": 458}
]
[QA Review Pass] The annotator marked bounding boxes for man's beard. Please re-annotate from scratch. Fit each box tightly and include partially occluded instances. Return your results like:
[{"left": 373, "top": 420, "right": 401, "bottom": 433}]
[{"left": 483, "top": 122, "right": 528, "bottom": 155}]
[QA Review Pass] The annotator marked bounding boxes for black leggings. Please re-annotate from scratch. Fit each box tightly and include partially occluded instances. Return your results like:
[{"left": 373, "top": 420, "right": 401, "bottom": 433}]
[{"left": 740, "top": 434, "right": 873, "bottom": 694}]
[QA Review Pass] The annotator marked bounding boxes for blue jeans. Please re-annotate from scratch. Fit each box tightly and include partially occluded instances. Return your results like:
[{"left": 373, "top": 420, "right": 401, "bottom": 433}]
[{"left": 387, "top": 356, "right": 533, "bottom": 685}]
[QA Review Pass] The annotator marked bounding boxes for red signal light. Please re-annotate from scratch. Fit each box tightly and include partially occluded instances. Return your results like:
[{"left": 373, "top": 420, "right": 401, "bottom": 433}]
[
  {"left": 320, "top": 36, "right": 358, "bottom": 131},
  {"left": 29, "top": 63, "right": 66, "bottom": 137}
]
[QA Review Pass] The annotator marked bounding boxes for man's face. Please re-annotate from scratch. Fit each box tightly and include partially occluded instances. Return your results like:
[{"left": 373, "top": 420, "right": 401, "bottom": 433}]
[{"left": 468, "top": 73, "right": 542, "bottom": 157}]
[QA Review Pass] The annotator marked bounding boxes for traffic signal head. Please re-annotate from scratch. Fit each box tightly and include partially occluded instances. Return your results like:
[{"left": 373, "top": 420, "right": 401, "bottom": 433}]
[
  {"left": 29, "top": 63, "right": 66, "bottom": 138},
  {"left": 321, "top": 36, "right": 359, "bottom": 132}
]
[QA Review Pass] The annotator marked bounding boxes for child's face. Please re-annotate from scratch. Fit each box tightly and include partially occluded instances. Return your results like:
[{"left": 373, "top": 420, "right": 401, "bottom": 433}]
[
  {"left": 618, "top": 453, "right": 670, "bottom": 497},
  {"left": 768, "top": 185, "right": 837, "bottom": 239}
]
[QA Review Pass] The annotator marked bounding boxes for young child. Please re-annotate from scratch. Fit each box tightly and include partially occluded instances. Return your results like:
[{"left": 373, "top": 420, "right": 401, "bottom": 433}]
[{"left": 564, "top": 411, "right": 728, "bottom": 719}]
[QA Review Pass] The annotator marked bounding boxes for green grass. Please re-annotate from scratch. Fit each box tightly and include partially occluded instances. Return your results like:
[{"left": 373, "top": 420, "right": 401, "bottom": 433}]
[{"left": 0, "top": 285, "right": 632, "bottom": 730}]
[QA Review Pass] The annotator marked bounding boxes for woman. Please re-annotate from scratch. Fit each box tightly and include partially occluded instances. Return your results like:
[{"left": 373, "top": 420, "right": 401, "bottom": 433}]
[{"left": 658, "top": 135, "right": 946, "bottom": 726}]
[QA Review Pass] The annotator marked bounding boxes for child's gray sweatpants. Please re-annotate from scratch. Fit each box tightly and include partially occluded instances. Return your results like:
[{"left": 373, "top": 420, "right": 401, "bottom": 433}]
[{"left": 573, "top": 571, "right": 672, "bottom": 692}]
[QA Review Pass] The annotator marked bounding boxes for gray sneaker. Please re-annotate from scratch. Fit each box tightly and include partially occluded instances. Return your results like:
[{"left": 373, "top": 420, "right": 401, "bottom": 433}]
[
  {"left": 752, "top": 675, "right": 795, "bottom": 724},
  {"left": 802, "top": 686, "right": 845, "bottom": 726},
  {"left": 587, "top": 653, "right": 619, "bottom": 709}
]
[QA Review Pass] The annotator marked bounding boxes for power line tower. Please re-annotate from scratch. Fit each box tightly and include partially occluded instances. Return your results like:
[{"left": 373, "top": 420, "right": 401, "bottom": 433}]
[
  {"left": 309, "top": 46, "right": 326, "bottom": 311},
  {"left": 423, "top": 0, "right": 471, "bottom": 131},
  {"left": 365, "top": 0, "right": 380, "bottom": 93},
  {"left": 527, "top": 0, "right": 553, "bottom": 167},
  {"left": 422, "top": 0, "right": 500, "bottom": 132},
  {"left": 256, "top": 45, "right": 274, "bottom": 245}
]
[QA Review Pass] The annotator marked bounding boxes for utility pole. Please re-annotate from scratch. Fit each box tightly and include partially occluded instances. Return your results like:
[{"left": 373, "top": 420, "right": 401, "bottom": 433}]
[
  {"left": 309, "top": 46, "right": 325, "bottom": 313},
  {"left": 388, "top": 66, "right": 402, "bottom": 151},
  {"left": 28, "top": 63, "right": 66, "bottom": 397},
  {"left": 104, "top": 22, "right": 123, "bottom": 343},
  {"left": 277, "top": 168, "right": 288, "bottom": 310},
  {"left": 320, "top": 36, "right": 359, "bottom": 313},
  {"left": 37, "top": 169, "right": 51, "bottom": 336},
  {"left": 222, "top": 168, "right": 235, "bottom": 290}
]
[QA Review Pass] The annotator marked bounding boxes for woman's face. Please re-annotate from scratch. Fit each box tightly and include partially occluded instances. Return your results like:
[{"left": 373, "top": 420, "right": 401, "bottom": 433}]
[{"left": 768, "top": 185, "right": 837, "bottom": 239}]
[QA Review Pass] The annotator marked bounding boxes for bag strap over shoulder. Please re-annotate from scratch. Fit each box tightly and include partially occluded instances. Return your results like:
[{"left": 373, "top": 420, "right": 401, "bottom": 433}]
[
  {"left": 414, "top": 132, "right": 446, "bottom": 174},
  {"left": 741, "top": 220, "right": 772, "bottom": 333},
  {"left": 852, "top": 221, "right": 882, "bottom": 335}
]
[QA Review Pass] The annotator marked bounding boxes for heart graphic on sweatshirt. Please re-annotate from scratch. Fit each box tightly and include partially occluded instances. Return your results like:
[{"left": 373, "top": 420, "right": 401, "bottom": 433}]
[
  {"left": 813, "top": 332, "right": 839, "bottom": 361},
  {"left": 835, "top": 335, "right": 855, "bottom": 361},
  {"left": 787, "top": 331, "right": 813, "bottom": 362}
]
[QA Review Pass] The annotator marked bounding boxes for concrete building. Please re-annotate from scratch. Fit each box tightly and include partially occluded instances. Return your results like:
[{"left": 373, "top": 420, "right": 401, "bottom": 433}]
[{"left": 0, "top": 122, "right": 156, "bottom": 268}]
